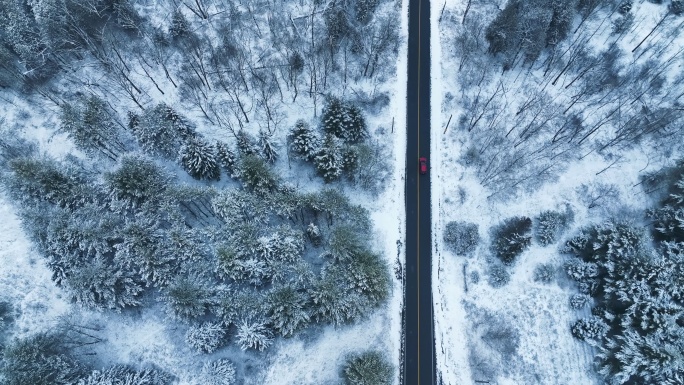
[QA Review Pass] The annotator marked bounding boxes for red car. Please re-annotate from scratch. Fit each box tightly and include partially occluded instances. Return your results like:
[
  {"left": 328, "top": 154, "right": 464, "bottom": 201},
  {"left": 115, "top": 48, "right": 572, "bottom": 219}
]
[{"left": 419, "top": 157, "right": 428, "bottom": 174}]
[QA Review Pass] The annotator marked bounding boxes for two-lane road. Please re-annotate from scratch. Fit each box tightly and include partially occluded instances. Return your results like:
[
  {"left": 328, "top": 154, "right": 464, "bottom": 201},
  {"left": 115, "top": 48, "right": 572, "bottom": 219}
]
[{"left": 404, "top": 0, "right": 434, "bottom": 383}]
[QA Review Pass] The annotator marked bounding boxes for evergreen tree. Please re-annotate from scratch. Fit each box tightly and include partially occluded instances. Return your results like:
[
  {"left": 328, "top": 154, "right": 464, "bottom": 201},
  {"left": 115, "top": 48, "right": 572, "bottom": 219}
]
[
  {"left": 235, "top": 130, "right": 258, "bottom": 156},
  {"left": 487, "top": 263, "right": 510, "bottom": 288},
  {"left": 0, "top": 332, "right": 85, "bottom": 385},
  {"left": 327, "top": 224, "right": 366, "bottom": 262},
  {"left": 343, "top": 251, "right": 390, "bottom": 305},
  {"left": 105, "top": 156, "right": 170, "bottom": 211},
  {"left": 185, "top": 322, "right": 226, "bottom": 353},
  {"left": 65, "top": 256, "right": 143, "bottom": 310},
  {"left": 161, "top": 274, "right": 215, "bottom": 321},
  {"left": 490, "top": 216, "right": 532, "bottom": 265},
  {"left": 257, "top": 226, "right": 305, "bottom": 264},
  {"left": 216, "top": 141, "right": 237, "bottom": 176},
  {"left": 236, "top": 318, "right": 272, "bottom": 351},
  {"left": 179, "top": 138, "right": 221, "bottom": 181},
  {"left": 343, "top": 351, "right": 393, "bottom": 385},
  {"left": 321, "top": 98, "right": 367, "bottom": 143},
  {"left": 238, "top": 155, "right": 278, "bottom": 195},
  {"left": 0, "top": 2, "right": 54, "bottom": 80},
  {"left": 201, "top": 359, "right": 237, "bottom": 385},
  {"left": 288, "top": 120, "right": 318, "bottom": 161},
  {"left": 570, "top": 293, "right": 592, "bottom": 310},
  {"left": 309, "top": 272, "right": 364, "bottom": 325},
  {"left": 533, "top": 263, "right": 555, "bottom": 284},
  {"left": 133, "top": 104, "right": 196, "bottom": 158},
  {"left": 77, "top": 365, "right": 173, "bottom": 385},
  {"left": 266, "top": 285, "right": 310, "bottom": 337},
  {"left": 535, "top": 210, "right": 571, "bottom": 246},
  {"left": 571, "top": 316, "right": 609, "bottom": 343},
  {"left": 4, "top": 156, "right": 90, "bottom": 209},
  {"left": 258, "top": 130, "right": 278, "bottom": 164},
  {"left": 355, "top": 0, "right": 380, "bottom": 24},
  {"left": 618, "top": 1, "right": 633, "bottom": 14},
  {"left": 60, "top": 96, "right": 125, "bottom": 159},
  {"left": 341, "top": 144, "right": 360, "bottom": 174},
  {"left": 315, "top": 133, "right": 344, "bottom": 182},
  {"left": 115, "top": 216, "right": 176, "bottom": 287}
]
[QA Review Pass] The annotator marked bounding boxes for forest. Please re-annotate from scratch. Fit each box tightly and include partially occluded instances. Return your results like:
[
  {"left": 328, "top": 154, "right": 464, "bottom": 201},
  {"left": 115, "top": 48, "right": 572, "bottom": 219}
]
[
  {"left": 436, "top": 0, "right": 684, "bottom": 383},
  {"left": 0, "top": 0, "right": 401, "bottom": 383}
]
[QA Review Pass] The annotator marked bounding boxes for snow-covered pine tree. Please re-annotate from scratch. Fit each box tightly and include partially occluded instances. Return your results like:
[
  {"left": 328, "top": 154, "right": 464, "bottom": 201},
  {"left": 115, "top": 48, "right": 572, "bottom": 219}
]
[
  {"left": 571, "top": 316, "right": 609, "bottom": 343},
  {"left": 238, "top": 155, "right": 278, "bottom": 195},
  {"left": 670, "top": 0, "right": 684, "bottom": 15},
  {"left": 289, "top": 120, "right": 318, "bottom": 161},
  {"left": 343, "top": 250, "right": 390, "bottom": 305},
  {"left": 1, "top": 3, "right": 53, "bottom": 80},
  {"left": 266, "top": 285, "right": 310, "bottom": 337},
  {"left": 114, "top": 216, "right": 176, "bottom": 287},
  {"left": 355, "top": 0, "right": 380, "bottom": 24},
  {"left": 60, "top": 96, "right": 123, "bottom": 160},
  {"left": 257, "top": 225, "right": 305, "bottom": 264},
  {"left": 327, "top": 224, "right": 365, "bottom": 262},
  {"left": 618, "top": 1, "right": 633, "bottom": 14},
  {"left": 77, "top": 365, "right": 173, "bottom": 385},
  {"left": 236, "top": 318, "right": 272, "bottom": 351},
  {"left": 343, "top": 351, "right": 393, "bottom": 385},
  {"left": 235, "top": 129, "right": 258, "bottom": 156},
  {"left": 570, "top": 293, "right": 592, "bottom": 310},
  {"left": 315, "top": 133, "right": 344, "bottom": 182},
  {"left": 133, "top": 104, "right": 196, "bottom": 158},
  {"left": 216, "top": 141, "right": 237, "bottom": 177},
  {"left": 599, "top": 327, "right": 684, "bottom": 384},
  {"left": 535, "top": 210, "right": 571, "bottom": 246},
  {"left": 322, "top": 98, "right": 367, "bottom": 144},
  {"left": 185, "top": 322, "right": 226, "bottom": 353},
  {"left": 309, "top": 272, "right": 363, "bottom": 325},
  {"left": 65, "top": 256, "right": 143, "bottom": 311},
  {"left": 341, "top": 144, "right": 359, "bottom": 173},
  {"left": 201, "top": 359, "right": 237, "bottom": 385},
  {"left": 490, "top": 216, "right": 533, "bottom": 265},
  {"left": 179, "top": 138, "right": 221, "bottom": 181},
  {"left": 5, "top": 156, "right": 89, "bottom": 209},
  {"left": 1, "top": 332, "right": 85, "bottom": 385},
  {"left": 105, "top": 156, "right": 170, "bottom": 211},
  {"left": 258, "top": 130, "right": 278, "bottom": 164},
  {"left": 161, "top": 274, "right": 215, "bottom": 321},
  {"left": 564, "top": 258, "right": 599, "bottom": 282}
]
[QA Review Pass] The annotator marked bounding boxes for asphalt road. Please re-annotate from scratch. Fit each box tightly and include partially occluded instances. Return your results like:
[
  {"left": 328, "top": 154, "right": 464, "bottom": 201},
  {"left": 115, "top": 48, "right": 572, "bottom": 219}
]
[{"left": 404, "top": 0, "right": 434, "bottom": 383}]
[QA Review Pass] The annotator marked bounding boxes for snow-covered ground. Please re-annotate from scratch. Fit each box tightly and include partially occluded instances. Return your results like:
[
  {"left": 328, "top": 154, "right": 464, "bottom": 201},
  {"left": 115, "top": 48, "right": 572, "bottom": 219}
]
[{"left": 430, "top": 0, "right": 682, "bottom": 384}]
